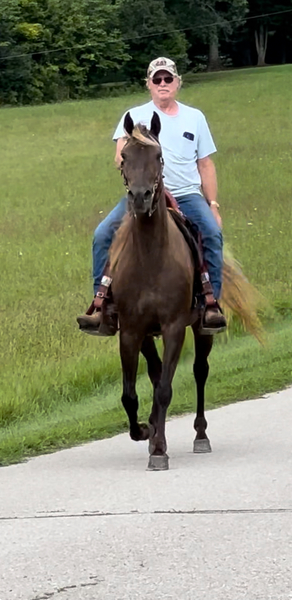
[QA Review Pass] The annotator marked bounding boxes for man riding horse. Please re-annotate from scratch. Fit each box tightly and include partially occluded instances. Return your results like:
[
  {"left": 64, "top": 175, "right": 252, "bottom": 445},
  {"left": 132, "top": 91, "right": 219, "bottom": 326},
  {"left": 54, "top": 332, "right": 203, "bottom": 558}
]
[{"left": 77, "top": 57, "right": 227, "bottom": 335}]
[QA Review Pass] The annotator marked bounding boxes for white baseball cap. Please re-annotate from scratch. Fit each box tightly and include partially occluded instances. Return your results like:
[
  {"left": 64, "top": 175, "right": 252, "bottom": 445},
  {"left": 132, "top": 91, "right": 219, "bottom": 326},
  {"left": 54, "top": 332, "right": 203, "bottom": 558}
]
[{"left": 147, "top": 57, "right": 179, "bottom": 79}]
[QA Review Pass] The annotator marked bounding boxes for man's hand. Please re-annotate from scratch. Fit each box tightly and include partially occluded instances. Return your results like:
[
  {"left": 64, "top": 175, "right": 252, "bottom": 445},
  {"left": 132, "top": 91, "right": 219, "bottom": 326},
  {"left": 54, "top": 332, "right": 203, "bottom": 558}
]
[
  {"left": 210, "top": 204, "right": 222, "bottom": 229},
  {"left": 115, "top": 137, "right": 128, "bottom": 168}
]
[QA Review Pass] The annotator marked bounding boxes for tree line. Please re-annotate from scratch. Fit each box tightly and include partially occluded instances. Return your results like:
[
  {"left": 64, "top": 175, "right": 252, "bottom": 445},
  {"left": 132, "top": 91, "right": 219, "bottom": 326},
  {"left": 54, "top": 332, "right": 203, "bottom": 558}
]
[{"left": 0, "top": 0, "right": 291, "bottom": 105}]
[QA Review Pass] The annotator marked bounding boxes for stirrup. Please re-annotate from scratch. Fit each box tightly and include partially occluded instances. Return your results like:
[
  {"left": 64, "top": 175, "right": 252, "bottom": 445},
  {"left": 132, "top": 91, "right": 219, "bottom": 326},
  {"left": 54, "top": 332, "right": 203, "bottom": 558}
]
[
  {"left": 199, "top": 302, "right": 227, "bottom": 336},
  {"left": 97, "top": 317, "right": 118, "bottom": 337},
  {"left": 98, "top": 298, "right": 118, "bottom": 337}
]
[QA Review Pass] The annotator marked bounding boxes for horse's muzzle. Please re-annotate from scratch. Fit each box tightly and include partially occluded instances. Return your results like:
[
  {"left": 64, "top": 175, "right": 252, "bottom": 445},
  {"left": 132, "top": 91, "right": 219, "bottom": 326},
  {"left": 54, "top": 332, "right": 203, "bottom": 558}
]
[{"left": 128, "top": 187, "right": 155, "bottom": 216}]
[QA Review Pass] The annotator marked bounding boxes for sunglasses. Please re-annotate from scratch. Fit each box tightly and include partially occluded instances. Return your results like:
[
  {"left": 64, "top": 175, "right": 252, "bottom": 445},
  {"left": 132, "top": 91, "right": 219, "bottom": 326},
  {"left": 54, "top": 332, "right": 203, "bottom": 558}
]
[{"left": 152, "top": 76, "right": 174, "bottom": 85}]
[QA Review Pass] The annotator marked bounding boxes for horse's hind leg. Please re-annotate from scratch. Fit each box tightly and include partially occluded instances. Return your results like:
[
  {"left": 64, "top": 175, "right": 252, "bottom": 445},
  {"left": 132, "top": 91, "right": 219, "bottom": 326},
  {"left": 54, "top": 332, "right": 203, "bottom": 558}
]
[
  {"left": 148, "top": 324, "right": 186, "bottom": 471},
  {"left": 192, "top": 329, "right": 213, "bottom": 453},
  {"left": 120, "top": 331, "right": 150, "bottom": 442}
]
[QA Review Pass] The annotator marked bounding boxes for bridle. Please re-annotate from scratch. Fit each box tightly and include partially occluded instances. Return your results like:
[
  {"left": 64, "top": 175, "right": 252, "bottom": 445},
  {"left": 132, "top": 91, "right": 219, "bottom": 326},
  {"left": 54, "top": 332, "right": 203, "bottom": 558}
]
[{"left": 120, "top": 137, "right": 164, "bottom": 217}]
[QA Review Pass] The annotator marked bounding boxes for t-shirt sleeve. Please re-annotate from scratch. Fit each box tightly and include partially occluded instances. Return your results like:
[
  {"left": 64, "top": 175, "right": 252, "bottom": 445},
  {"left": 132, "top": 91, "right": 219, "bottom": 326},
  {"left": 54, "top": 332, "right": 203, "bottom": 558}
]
[
  {"left": 197, "top": 113, "right": 217, "bottom": 159},
  {"left": 112, "top": 112, "right": 127, "bottom": 141}
]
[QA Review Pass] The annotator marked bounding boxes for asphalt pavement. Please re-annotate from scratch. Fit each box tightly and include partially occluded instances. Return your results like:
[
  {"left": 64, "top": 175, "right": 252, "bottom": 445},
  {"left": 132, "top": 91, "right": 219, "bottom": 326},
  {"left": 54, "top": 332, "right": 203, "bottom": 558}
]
[{"left": 1, "top": 387, "right": 292, "bottom": 600}]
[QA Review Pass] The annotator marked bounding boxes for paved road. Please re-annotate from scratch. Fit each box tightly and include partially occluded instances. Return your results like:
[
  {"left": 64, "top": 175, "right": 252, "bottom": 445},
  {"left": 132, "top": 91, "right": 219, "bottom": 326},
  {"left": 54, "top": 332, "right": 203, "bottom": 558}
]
[{"left": 1, "top": 388, "right": 292, "bottom": 600}]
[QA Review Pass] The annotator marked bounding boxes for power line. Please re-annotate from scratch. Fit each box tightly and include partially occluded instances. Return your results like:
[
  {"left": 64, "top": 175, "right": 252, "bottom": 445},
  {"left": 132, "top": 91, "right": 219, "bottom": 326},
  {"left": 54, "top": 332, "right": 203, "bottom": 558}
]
[{"left": 1, "top": 7, "right": 292, "bottom": 63}]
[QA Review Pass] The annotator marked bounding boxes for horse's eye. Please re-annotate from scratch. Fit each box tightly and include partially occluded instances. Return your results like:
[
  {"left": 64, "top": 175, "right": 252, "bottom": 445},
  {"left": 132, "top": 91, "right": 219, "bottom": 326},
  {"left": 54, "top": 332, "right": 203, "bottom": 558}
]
[{"left": 157, "top": 153, "right": 162, "bottom": 160}]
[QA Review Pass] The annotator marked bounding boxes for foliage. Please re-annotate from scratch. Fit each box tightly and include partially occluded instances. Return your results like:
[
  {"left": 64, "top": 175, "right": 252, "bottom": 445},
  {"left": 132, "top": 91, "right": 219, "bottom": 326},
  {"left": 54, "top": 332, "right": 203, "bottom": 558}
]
[
  {"left": 0, "top": 0, "right": 30, "bottom": 104},
  {"left": 117, "top": 0, "right": 189, "bottom": 81},
  {"left": 0, "top": 0, "right": 129, "bottom": 104},
  {"left": 246, "top": 0, "right": 292, "bottom": 65},
  {"left": 165, "top": 0, "right": 248, "bottom": 70}
]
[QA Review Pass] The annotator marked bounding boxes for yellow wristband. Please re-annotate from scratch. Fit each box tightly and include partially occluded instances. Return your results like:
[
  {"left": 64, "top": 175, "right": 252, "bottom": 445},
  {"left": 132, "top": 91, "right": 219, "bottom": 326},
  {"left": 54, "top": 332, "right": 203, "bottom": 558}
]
[{"left": 209, "top": 201, "right": 220, "bottom": 208}]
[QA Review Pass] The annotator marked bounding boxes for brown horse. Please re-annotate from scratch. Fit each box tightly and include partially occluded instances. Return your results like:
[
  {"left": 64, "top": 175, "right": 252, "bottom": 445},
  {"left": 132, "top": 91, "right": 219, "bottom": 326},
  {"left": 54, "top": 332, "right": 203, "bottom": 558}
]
[{"left": 110, "top": 111, "right": 213, "bottom": 470}]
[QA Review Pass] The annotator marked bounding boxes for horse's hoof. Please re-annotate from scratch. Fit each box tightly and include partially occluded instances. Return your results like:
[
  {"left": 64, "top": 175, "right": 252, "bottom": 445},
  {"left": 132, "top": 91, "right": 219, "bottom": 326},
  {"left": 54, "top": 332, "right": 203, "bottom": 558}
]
[
  {"left": 130, "top": 424, "right": 150, "bottom": 442},
  {"left": 147, "top": 454, "right": 169, "bottom": 471},
  {"left": 193, "top": 438, "right": 212, "bottom": 453}
]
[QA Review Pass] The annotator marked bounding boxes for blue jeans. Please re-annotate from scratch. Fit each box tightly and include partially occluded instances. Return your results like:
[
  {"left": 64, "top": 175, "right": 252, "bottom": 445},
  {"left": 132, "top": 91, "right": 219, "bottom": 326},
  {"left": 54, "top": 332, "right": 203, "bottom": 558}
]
[{"left": 92, "top": 193, "right": 223, "bottom": 299}]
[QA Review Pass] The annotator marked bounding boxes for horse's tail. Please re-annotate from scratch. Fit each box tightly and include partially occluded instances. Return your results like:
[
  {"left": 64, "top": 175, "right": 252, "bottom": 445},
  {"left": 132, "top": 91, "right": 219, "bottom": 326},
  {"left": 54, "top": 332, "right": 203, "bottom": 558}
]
[{"left": 221, "top": 246, "right": 269, "bottom": 345}]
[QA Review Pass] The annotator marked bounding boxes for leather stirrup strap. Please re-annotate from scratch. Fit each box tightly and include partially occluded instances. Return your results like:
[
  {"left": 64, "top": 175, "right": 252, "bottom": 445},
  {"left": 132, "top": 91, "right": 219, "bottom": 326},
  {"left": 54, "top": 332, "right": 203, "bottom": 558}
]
[
  {"left": 93, "top": 261, "right": 112, "bottom": 310},
  {"left": 197, "top": 231, "right": 216, "bottom": 305},
  {"left": 85, "top": 299, "right": 96, "bottom": 316},
  {"left": 201, "top": 266, "right": 216, "bottom": 305}
]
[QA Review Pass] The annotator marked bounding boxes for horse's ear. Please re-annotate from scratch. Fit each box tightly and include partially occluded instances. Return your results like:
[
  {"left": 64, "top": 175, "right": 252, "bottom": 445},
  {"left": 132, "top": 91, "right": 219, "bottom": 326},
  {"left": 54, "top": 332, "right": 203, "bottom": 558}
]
[
  {"left": 124, "top": 112, "right": 134, "bottom": 136},
  {"left": 150, "top": 111, "right": 161, "bottom": 139}
]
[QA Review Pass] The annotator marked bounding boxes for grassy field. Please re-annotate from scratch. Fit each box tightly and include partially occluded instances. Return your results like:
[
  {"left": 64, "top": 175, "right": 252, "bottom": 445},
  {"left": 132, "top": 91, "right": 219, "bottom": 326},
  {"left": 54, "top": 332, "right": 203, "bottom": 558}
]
[{"left": 1, "top": 65, "right": 292, "bottom": 465}]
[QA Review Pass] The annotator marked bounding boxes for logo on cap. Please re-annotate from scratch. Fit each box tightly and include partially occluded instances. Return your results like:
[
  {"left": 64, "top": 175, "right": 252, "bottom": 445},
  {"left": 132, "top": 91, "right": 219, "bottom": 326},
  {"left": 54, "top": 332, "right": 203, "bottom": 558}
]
[{"left": 154, "top": 59, "right": 167, "bottom": 67}]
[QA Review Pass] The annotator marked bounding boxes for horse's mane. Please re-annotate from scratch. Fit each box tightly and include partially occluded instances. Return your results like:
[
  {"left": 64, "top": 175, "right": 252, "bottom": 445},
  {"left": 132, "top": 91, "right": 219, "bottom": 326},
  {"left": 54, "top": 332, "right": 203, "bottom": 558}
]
[
  {"left": 110, "top": 213, "right": 132, "bottom": 274},
  {"left": 130, "top": 124, "right": 160, "bottom": 148}
]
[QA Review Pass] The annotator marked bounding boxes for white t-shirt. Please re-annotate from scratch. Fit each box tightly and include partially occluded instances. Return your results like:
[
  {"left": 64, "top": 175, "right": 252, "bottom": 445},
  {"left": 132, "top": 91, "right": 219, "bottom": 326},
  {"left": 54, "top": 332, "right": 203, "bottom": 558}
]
[{"left": 113, "top": 100, "right": 216, "bottom": 197}]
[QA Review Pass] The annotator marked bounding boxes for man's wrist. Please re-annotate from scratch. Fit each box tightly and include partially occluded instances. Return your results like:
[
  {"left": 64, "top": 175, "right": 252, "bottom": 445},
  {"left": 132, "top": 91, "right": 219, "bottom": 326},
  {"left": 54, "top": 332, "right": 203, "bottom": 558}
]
[{"left": 208, "top": 200, "right": 220, "bottom": 209}]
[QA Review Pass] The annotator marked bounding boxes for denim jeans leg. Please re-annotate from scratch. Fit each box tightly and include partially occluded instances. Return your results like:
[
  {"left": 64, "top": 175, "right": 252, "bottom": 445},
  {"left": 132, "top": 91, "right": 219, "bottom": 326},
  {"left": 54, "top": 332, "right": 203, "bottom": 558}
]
[
  {"left": 92, "top": 197, "right": 127, "bottom": 294},
  {"left": 176, "top": 193, "right": 223, "bottom": 299}
]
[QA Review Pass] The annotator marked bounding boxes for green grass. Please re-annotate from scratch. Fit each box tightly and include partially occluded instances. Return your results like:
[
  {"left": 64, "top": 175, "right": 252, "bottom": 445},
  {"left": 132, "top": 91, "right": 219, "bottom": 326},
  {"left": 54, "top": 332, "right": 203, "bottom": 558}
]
[
  {"left": 1, "top": 321, "right": 292, "bottom": 466},
  {"left": 1, "top": 65, "right": 292, "bottom": 465}
]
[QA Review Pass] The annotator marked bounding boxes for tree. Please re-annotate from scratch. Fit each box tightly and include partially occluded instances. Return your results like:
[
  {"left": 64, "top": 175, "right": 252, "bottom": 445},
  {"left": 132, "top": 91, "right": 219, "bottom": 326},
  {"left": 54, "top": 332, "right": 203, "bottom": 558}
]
[
  {"left": 0, "top": 0, "right": 130, "bottom": 104},
  {"left": 166, "top": 0, "right": 248, "bottom": 71},
  {"left": 0, "top": 0, "right": 32, "bottom": 104},
  {"left": 247, "top": 0, "right": 292, "bottom": 66},
  {"left": 204, "top": 0, "right": 248, "bottom": 70},
  {"left": 117, "top": 0, "right": 189, "bottom": 81}
]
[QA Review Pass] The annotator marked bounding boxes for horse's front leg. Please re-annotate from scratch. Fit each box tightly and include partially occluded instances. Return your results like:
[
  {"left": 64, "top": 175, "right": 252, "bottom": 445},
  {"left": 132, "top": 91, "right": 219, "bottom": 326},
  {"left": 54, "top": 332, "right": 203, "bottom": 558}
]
[
  {"left": 120, "top": 330, "right": 150, "bottom": 442},
  {"left": 148, "top": 323, "right": 186, "bottom": 471},
  {"left": 192, "top": 329, "right": 213, "bottom": 453},
  {"left": 141, "top": 336, "right": 162, "bottom": 390},
  {"left": 140, "top": 336, "right": 162, "bottom": 449}
]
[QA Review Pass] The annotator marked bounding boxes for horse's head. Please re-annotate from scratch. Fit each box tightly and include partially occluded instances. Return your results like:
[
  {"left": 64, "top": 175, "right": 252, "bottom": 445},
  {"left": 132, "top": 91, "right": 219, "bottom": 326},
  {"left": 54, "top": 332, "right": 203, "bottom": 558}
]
[{"left": 121, "top": 112, "right": 163, "bottom": 216}]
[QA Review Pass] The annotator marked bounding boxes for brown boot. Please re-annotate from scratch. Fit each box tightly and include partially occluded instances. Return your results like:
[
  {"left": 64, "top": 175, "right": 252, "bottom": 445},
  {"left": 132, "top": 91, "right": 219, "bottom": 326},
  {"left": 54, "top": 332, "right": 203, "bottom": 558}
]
[
  {"left": 200, "top": 301, "right": 227, "bottom": 335},
  {"left": 77, "top": 311, "right": 102, "bottom": 336},
  {"left": 77, "top": 307, "right": 118, "bottom": 337}
]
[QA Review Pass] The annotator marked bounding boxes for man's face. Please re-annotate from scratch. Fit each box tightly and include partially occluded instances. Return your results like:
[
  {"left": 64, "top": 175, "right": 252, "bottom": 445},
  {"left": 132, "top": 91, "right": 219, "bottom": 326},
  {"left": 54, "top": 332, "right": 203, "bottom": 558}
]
[{"left": 147, "top": 70, "right": 179, "bottom": 103}]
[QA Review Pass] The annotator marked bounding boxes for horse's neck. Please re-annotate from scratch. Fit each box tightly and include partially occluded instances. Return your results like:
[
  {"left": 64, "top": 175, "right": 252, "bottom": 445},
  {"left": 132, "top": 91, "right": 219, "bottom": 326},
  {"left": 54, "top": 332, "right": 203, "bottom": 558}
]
[{"left": 132, "top": 192, "right": 168, "bottom": 258}]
